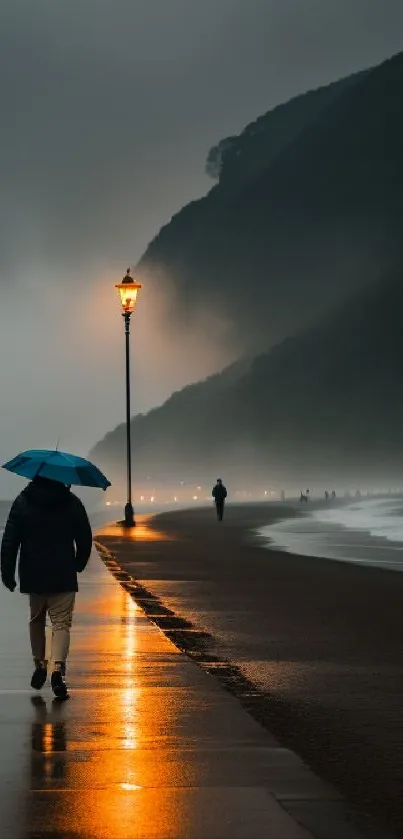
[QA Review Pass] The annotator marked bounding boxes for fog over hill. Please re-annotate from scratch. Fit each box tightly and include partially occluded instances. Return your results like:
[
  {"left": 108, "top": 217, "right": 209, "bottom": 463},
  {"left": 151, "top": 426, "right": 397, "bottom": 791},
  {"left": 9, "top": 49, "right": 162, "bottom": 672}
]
[
  {"left": 92, "top": 52, "right": 403, "bottom": 491},
  {"left": 92, "top": 269, "right": 403, "bottom": 489},
  {"left": 138, "top": 51, "right": 403, "bottom": 355}
]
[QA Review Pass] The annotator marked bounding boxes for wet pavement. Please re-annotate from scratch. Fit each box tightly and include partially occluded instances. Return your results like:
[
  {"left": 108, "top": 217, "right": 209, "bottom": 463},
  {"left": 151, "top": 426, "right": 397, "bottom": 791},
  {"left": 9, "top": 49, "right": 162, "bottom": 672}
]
[
  {"left": 94, "top": 519, "right": 390, "bottom": 839},
  {"left": 0, "top": 538, "right": 327, "bottom": 839},
  {"left": 96, "top": 505, "right": 403, "bottom": 838}
]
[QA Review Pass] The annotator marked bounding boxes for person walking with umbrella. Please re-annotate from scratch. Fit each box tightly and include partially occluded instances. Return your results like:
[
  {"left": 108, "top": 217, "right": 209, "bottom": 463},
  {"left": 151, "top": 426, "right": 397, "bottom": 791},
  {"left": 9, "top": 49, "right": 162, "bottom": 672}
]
[{"left": 0, "top": 449, "right": 110, "bottom": 699}]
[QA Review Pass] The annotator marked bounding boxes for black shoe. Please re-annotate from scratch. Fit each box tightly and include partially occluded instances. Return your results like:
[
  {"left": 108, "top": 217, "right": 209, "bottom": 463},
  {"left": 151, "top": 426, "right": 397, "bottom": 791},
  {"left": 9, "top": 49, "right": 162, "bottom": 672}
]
[
  {"left": 51, "top": 670, "right": 68, "bottom": 700},
  {"left": 31, "top": 666, "right": 47, "bottom": 690}
]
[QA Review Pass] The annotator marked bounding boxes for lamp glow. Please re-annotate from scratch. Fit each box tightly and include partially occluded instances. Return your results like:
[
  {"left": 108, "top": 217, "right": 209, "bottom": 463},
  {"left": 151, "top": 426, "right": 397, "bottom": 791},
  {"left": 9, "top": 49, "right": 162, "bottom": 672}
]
[{"left": 115, "top": 268, "right": 142, "bottom": 315}]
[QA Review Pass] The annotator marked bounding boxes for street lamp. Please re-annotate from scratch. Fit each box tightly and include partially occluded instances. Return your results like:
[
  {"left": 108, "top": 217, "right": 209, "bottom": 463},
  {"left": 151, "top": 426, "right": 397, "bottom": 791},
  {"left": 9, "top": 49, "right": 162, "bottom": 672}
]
[{"left": 115, "top": 267, "right": 142, "bottom": 527}]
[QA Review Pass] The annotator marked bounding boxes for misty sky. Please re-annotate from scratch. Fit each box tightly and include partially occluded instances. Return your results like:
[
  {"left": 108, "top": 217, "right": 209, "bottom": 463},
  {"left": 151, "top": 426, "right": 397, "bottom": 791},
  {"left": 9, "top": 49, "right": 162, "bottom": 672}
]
[{"left": 1, "top": 0, "right": 403, "bottom": 496}]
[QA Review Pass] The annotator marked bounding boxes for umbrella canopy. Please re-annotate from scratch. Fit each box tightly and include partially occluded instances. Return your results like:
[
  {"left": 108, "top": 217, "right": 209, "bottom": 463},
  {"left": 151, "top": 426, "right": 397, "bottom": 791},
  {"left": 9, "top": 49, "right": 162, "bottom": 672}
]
[{"left": 2, "top": 449, "right": 111, "bottom": 490}]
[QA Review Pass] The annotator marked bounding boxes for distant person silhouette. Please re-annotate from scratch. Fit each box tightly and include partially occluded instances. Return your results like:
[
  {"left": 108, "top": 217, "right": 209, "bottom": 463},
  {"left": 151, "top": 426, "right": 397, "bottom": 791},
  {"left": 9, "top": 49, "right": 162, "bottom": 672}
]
[{"left": 212, "top": 478, "right": 227, "bottom": 521}]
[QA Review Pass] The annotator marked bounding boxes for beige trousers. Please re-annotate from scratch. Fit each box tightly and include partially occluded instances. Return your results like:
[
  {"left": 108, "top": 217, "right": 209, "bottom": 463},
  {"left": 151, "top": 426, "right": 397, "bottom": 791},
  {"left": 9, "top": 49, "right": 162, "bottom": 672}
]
[{"left": 29, "top": 592, "right": 76, "bottom": 668}]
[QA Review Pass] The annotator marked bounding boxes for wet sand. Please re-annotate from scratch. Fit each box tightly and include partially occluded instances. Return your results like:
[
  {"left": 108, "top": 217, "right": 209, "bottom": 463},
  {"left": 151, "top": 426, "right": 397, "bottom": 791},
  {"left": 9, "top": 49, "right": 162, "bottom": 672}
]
[{"left": 110, "top": 503, "right": 403, "bottom": 836}]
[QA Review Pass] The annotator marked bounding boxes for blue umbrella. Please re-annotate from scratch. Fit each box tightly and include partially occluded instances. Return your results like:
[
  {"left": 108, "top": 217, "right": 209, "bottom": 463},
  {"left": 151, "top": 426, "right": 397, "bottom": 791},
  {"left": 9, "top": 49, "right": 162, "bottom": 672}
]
[{"left": 2, "top": 449, "right": 111, "bottom": 490}]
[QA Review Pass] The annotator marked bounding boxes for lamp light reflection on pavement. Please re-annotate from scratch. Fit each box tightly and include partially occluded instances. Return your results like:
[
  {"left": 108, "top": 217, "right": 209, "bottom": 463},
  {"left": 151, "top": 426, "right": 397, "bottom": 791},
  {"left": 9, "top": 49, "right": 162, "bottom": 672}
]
[{"left": 11, "top": 537, "right": 186, "bottom": 838}]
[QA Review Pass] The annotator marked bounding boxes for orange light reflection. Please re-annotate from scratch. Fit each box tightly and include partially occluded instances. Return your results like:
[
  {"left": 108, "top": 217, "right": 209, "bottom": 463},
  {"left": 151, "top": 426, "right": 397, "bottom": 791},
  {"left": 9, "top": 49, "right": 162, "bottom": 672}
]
[
  {"left": 96, "top": 521, "right": 174, "bottom": 542},
  {"left": 25, "top": 537, "right": 184, "bottom": 838}
]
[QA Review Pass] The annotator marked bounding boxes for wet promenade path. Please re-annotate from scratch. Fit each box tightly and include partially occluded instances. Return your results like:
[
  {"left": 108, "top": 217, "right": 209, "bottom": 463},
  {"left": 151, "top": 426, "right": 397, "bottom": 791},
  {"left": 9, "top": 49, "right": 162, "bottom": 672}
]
[
  {"left": 0, "top": 518, "right": 389, "bottom": 839},
  {"left": 93, "top": 520, "right": 389, "bottom": 839}
]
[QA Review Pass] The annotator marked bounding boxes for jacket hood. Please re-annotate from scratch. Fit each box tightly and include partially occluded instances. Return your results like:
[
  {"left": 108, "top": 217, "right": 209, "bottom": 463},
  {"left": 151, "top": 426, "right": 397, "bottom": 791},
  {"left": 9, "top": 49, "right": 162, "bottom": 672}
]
[{"left": 22, "top": 477, "right": 72, "bottom": 508}]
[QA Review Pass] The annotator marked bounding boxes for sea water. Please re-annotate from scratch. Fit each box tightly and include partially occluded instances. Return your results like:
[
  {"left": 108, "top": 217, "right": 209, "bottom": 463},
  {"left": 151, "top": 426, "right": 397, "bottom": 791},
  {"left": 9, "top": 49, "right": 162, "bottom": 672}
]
[{"left": 259, "top": 498, "right": 403, "bottom": 571}]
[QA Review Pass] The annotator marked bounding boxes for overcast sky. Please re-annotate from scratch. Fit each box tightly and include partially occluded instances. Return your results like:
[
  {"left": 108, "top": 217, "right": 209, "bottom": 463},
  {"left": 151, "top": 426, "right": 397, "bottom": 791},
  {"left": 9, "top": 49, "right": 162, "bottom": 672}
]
[{"left": 0, "top": 0, "right": 403, "bottom": 496}]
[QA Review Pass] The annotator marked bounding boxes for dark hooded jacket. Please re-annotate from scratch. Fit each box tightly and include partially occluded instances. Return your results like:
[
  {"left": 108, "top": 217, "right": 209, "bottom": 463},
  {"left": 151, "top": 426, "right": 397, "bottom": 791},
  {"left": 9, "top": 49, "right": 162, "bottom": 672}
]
[{"left": 0, "top": 478, "right": 92, "bottom": 594}]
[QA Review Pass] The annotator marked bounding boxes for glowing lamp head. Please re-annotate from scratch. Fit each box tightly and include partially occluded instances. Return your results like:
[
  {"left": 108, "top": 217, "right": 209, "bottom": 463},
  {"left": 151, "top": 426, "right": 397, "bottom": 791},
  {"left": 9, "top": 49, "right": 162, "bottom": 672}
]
[{"left": 115, "top": 268, "right": 142, "bottom": 315}]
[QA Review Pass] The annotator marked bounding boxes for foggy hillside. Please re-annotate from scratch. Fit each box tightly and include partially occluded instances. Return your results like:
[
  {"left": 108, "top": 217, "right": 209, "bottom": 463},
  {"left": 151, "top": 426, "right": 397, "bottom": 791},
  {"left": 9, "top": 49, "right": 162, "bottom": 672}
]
[
  {"left": 91, "top": 270, "right": 403, "bottom": 487},
  {"left": 91, "top": 51, "right": 403, "bottom": 489},
  {"left": 137, "top": 51, "right": 403, "bottom": 354}
]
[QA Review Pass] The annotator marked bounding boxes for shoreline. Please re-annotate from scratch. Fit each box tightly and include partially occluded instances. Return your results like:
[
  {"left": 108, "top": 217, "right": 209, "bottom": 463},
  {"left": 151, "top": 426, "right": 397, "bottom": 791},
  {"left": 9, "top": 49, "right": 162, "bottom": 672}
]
[
  {"left": 98, "top": 503, "right": 403, "bottom": 836},
  {"left": 258, "top": 498, "right": 403, "bottom": 572}
]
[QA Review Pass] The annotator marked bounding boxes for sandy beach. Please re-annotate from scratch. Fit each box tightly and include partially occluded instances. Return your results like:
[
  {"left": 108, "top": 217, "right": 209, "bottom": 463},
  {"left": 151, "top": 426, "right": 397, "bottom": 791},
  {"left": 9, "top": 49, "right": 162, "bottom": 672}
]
[{"left": 106, "top": 502, "right": 403, "bottom": 836}]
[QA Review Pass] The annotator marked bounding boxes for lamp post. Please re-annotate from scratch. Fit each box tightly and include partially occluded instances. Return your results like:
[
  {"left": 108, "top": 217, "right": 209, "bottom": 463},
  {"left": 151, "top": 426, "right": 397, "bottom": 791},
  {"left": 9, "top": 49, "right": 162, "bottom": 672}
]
[{"left": 115, "top": 268, "right": 142, "bottom": 527}]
